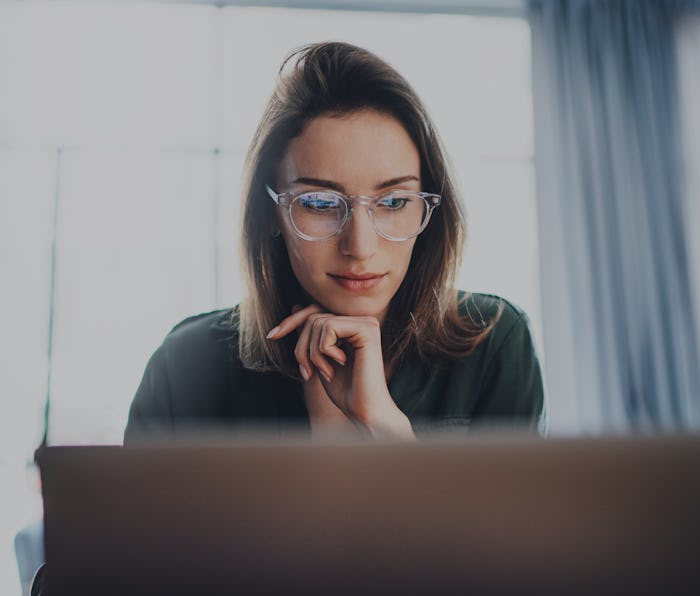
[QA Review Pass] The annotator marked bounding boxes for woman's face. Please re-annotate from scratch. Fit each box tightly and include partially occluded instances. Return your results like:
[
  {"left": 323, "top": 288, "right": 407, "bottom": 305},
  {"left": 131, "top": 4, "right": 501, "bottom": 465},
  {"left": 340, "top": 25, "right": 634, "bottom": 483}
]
[{"left": 276, "top": 109, "right": 421, "bottom": 324}]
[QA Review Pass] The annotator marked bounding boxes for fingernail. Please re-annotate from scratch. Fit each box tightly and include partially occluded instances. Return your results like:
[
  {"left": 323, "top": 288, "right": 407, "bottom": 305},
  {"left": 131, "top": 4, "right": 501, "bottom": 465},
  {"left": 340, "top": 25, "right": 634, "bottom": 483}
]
[
  {"left": 266, "top": 326, "right": 280, "bottom": 339},
  {"left": 320, "top": 369, "right": 332, "bottom": 383},
  {"left": 299, "top": 364, "right": 310, "bottom": 382}
]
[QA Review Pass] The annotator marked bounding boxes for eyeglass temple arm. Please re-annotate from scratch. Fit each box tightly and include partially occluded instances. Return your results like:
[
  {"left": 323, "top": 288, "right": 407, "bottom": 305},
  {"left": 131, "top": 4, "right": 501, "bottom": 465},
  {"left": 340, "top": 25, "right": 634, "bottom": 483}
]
[{"left": 265, "top": 184, "right": 281, "bottom": 204}]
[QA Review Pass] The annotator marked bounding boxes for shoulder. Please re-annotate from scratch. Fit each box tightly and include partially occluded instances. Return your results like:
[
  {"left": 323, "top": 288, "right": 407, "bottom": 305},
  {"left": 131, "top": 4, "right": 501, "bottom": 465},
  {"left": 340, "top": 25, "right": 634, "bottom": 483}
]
[
  {"left": 167, "top": 306, "right": 238, "bottom": 340},
  {"left": 161, "top": 306, "right": 239, "bottom": 356},
  {"left": 457, "top": 291, "right": 531, "bottom": 348},
  {"left": 455, "top": 291, "right": 541, "bottom": 394}
]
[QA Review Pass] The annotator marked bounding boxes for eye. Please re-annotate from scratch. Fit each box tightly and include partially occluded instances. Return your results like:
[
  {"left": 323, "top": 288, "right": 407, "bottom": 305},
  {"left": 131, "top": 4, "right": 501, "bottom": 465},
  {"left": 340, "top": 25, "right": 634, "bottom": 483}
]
[
  {"left": 376, "top": 195, "right": 411, "bottom": 210},
  {"left": 297, "top": 193, "right": 342, "bottom": 212}
]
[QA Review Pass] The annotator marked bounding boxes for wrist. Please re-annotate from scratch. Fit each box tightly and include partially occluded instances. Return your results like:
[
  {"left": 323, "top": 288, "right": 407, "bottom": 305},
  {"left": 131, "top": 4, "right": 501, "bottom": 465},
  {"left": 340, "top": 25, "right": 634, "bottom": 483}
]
[{"left": 350, "top": 399, "right": 415, "bottom": 440}]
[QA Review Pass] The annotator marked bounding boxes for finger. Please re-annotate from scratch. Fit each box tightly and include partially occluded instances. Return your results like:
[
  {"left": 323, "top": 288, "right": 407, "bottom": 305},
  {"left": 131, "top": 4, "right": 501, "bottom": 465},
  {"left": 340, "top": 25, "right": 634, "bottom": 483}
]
[
  {"left": 266, "top": 303, "right": 323, "bottom": 339},
  {"left": 294, "top": 313, "right": 331, "bottom": 382},
  {"left": 316, "top": 316, "right": 382, "bottom": 352},
  {"left": 308, "top": 317, "right": 337, "bottom": 382},
  {"left": 317, "top": 322, "right": 347, "bottom": 366},
  {"left": 293, "top": 315, "right": 315, "bottom": 382}
]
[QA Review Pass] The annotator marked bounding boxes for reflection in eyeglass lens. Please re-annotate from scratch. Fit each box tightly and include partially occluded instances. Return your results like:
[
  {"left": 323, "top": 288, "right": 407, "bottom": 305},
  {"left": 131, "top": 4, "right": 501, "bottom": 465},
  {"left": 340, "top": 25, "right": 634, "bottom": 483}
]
[{"left": 291, "top": 191, "right": 429, "bottom": 239}]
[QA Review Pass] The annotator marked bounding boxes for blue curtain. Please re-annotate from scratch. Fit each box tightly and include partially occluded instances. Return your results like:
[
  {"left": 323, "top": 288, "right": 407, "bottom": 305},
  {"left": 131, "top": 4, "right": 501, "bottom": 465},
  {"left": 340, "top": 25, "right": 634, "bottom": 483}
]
[{"left": 529, "top": 0, "right": 700, "bottom": 432}]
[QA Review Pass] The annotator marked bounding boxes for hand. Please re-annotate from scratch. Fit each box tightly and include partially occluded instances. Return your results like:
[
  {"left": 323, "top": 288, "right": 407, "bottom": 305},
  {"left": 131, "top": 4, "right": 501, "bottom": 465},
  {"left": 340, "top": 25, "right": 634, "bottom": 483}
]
[{"left": 267, "top": 304, "right": 415, "bottom": 439}]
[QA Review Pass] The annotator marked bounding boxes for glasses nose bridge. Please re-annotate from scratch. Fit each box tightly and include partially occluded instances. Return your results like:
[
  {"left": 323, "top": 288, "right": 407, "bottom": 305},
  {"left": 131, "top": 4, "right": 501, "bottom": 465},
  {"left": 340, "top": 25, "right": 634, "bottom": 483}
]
[{"left": 343, "top": 195, "right": 378, "bottom": 230}]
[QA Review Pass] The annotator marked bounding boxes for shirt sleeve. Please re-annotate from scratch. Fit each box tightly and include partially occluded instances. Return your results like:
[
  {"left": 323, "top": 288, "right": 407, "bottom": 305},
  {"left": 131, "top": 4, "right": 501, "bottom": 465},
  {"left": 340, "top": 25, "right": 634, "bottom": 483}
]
[{"left": 473, "top": 311, "right": 545, "bottom": 432}]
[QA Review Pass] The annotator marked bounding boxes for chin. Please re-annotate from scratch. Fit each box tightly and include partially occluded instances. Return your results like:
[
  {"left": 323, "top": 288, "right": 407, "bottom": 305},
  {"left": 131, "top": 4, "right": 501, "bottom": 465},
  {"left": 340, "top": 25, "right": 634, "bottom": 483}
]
[{"left": 326, "top": 296, "right": 388, "bottom": 319}]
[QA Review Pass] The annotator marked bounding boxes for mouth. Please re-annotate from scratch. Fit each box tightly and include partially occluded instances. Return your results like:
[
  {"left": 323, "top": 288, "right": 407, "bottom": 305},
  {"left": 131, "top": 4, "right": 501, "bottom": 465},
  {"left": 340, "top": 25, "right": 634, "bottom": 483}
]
[{"left": 328, "top": 272, "right": 387, "bottom": 291}]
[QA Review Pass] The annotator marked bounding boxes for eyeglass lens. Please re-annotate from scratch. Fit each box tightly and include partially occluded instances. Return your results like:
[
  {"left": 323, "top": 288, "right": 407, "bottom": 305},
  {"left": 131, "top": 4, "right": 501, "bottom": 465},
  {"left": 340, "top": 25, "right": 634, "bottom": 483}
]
[{"left": 291, "top": 192, "right": 428, "bottom": 240}]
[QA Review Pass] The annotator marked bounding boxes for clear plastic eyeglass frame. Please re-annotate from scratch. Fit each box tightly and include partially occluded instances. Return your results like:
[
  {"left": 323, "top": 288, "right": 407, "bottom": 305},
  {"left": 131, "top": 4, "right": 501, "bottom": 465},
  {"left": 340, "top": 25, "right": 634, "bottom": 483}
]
[{"left": 265, "top": 184, "right": 441, "bottom": 242}]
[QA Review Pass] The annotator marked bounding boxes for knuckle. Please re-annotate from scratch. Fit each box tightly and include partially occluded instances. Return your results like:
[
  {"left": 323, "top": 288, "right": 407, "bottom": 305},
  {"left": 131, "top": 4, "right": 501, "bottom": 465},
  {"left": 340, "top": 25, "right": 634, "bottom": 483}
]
[
  {"left": 320, "top": 320, "right": 338, "bottom": 344},
  {"left": 319, "top": 342, "right": 335, "bottom": 356},
  {"left": 307, "top": 314, "right": 324, "bottom": 327},
  {"left": 313, "top": 318, "right": 331, "bottom": 338}
]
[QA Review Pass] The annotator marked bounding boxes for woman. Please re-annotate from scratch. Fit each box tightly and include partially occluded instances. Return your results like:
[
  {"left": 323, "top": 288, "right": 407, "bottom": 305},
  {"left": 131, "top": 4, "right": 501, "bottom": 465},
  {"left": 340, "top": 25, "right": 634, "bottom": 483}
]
[{"left": 124, "top": 41, "right": 544, "bottom": 442}]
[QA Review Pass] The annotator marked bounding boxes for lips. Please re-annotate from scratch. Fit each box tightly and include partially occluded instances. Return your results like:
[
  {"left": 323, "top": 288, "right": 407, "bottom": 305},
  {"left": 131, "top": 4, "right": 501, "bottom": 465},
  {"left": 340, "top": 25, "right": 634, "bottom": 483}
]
[{"left": 328, "top": 272, "right": 386, "bottom": 291}]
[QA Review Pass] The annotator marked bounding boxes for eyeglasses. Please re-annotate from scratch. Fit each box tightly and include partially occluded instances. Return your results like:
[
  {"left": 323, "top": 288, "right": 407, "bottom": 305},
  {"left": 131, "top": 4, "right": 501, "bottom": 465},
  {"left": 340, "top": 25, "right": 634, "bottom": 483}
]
[{"left": 266, "top": 185, "right": 441, "bottom": 242}]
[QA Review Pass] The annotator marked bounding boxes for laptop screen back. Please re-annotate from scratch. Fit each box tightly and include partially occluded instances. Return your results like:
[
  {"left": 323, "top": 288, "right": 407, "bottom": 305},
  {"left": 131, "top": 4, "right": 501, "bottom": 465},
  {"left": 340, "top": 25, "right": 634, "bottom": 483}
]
[{"left": 36, "top": 435, "right": 700, "bottom": 595}]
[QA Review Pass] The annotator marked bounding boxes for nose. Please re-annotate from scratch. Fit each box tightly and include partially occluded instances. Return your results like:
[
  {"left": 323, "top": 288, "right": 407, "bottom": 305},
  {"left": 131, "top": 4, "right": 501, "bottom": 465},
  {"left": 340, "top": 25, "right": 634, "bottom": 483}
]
[{"left": 338, "top": 203, "right": 378, "bottom": 259}]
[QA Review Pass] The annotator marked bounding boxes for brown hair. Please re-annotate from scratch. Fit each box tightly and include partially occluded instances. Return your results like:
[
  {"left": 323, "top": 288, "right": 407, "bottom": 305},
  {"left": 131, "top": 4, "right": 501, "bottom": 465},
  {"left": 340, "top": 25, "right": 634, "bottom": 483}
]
[{"left": 237, "top": 41, "right": 501, "bottom": 378}]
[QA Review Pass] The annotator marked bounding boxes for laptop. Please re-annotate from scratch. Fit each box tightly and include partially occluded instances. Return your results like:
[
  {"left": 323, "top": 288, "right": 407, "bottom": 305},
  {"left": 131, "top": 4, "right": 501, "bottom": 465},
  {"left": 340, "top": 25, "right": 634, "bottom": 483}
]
[{"left": 36, "top": 433, "right": 700, "bottom": 595}]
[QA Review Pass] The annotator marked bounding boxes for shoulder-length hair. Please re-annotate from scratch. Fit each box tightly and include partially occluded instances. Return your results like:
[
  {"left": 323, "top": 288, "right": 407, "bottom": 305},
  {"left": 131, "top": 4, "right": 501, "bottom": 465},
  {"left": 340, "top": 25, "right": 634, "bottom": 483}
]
[{"left": 238, "top": 41, "right": 501, "bottom": 378}]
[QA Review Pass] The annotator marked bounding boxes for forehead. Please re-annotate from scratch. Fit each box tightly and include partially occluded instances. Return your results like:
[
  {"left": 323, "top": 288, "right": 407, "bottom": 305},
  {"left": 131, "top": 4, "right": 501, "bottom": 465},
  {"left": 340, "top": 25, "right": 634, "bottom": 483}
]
[{"left": 278, "top": 110, "right": 420, "bottom": 189}]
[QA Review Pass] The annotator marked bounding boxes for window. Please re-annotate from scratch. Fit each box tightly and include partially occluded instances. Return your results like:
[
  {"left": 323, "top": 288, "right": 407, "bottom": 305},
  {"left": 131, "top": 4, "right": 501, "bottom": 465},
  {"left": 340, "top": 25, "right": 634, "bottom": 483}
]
[{"left": 0, "top": 4, "right": 537, "bottom": 589}]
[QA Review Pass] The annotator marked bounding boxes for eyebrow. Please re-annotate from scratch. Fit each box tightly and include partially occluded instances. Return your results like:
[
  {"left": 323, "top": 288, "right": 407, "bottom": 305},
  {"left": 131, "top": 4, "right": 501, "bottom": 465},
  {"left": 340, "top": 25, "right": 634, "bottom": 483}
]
[{"left": 291, "top": 175, "right": 420, "bottom": 193}]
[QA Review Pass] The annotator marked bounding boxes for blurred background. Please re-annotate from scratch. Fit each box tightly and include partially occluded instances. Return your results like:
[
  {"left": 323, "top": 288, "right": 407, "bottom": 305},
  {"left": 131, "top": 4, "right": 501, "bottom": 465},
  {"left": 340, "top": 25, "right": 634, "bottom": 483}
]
[{"left": 1, "top": 0, "right": 699, "bottom": 593}]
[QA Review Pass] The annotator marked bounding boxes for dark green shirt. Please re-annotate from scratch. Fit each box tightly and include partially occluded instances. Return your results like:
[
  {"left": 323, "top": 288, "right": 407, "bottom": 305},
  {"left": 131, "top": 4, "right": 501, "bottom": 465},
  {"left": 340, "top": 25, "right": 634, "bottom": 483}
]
[{"left": 124, "top": 293, "right": 544, "bottom": 442}]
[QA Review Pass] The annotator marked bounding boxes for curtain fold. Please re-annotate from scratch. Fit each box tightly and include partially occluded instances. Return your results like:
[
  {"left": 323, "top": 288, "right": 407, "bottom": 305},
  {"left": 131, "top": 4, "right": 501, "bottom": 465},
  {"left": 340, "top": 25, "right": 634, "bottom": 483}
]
[{"left": 529, "top": 0, "right": 700, "bottom": 432}]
